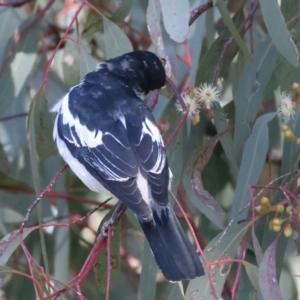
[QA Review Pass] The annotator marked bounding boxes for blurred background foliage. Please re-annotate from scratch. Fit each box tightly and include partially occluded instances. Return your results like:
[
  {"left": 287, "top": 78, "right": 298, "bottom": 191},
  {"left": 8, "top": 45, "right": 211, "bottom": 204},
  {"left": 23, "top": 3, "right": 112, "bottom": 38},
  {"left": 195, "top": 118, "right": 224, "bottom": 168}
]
[{"left": 1, "top": 0, "right": 300, "bottom": 299}]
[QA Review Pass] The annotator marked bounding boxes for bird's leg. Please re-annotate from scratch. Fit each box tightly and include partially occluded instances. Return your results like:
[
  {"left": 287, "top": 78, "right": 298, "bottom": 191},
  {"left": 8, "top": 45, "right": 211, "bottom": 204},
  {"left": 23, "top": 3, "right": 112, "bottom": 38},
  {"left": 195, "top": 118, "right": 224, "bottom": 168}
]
[{"left": 100, "top": 202, "right": 127, "bottom": 237}]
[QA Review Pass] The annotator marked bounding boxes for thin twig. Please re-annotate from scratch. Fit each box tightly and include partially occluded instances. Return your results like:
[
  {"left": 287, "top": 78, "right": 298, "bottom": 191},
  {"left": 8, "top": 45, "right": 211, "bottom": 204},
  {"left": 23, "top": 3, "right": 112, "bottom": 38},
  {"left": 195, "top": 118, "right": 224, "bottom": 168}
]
[
  {"left": 177, "top": 185, "right": 206, "bottom": 249},
  {"left": 0, "top": 112, "right": 28, "bottom": 122},
  {"left": 169, "top": 190, "right": 219, "bottom": 300},
  {"left": 177, "top": 185, "right": 232, "bottom": 299},
  {"left": 165, "top": 77, "right": 188, "bottom": 149},
  {"left": 20, "top": 164, "right": 68, "bottom": 231},
  {"left": 211, "top": 3, "right": 259, "bottom": 84},
  {"left": 68, "top": 204, "right": 127, "bottom": 288},
  {"left": 189, "top": 1, "right": 213, "bottom": 26}
]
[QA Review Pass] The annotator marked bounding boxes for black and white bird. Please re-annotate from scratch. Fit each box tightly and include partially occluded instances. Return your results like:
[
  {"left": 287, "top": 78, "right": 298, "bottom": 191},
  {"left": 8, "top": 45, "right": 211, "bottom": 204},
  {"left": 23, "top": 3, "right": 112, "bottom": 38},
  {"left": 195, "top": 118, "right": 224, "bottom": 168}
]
[{"left": 52, "top": 51, "right": 204, "bottom": 281}]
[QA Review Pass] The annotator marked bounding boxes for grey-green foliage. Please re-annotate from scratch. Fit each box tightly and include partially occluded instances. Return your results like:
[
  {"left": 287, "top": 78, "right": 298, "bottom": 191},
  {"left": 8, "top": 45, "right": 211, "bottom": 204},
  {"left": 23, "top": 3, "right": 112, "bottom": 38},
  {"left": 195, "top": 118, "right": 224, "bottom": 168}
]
[{"left": 0, "top": 0, "right": 299, "bottom": 299}]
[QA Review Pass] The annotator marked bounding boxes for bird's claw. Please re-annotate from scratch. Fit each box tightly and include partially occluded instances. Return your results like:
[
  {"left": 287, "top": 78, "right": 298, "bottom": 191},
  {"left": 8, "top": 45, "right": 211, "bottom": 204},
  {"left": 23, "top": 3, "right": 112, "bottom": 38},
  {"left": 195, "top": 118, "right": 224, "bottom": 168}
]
[{"left": 100, "top": 218, "right": 115, "bottom": 238}]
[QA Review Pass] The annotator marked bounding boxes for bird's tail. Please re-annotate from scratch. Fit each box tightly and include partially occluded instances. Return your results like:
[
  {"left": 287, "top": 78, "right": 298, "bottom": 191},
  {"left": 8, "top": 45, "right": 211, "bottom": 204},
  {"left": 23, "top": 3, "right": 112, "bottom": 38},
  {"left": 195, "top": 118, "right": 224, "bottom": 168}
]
[{"left": 139, "top": 203, "right": 204, "bottom": 282}]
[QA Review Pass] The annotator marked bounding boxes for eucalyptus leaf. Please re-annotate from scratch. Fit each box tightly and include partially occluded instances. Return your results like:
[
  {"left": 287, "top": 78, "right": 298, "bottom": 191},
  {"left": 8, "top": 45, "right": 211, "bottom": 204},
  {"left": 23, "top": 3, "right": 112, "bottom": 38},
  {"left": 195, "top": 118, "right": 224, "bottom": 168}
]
[
  {"left": 167, "top": 282, "right": 184, "bottom": 300},
  {"left": 230, "top": 113, "right": 276, "bottom": 221},
  {"left": 234, "top": 37, "right": 277, "bottom": 163},
  {"left": 195, "top": 8, "right": 244, "bottom": 84},
  {"left": 214, "top": 103, "right": 239, "bottom": 180},
  {"left": 0, "top": 7, "right": 26, "bottom": 63},
  {"left": 30, "top": 91, "right": 56, "bottom": 162},
  {"left": 103, "top": 15, "right": 133, "bottom": 59},
  {"left": 110, "top": 0, "right": 134, "bottom": 23},
  {"left": 0, "top": 170, "right": 34, "bottom": 193},
  {"left": 159, "top": 0, "right": 190, "bottom": 43},
  {"left": 0, "top": 18, "right": 39, "bottom": 117},
  {"left": 147, "top": 0, "right": 166, "bottom": 58},
  {"left": 137, "top": 239, "right": 158, "bottom": 300},
  {"left": 1, "top": 208, "right": 23, "bottom": 224},
  {"left": 252, "top": 229, "right": 263, "bottom": 265},
  {"left": 244, "top": 263, "right": 264, "bottom": 299},
  {"left": 215, "top": 0, "right": 251, "bottom": 59},
  {"left": 182, "top": 133, "right": 225, "bottom": 228},
  {"left": 79, "top": 38, "right": 97, "bottom": 77},
  {"left": 259, "top": 0, "right": 299, "bottom": 67},
  {"left": 0, "top": 228, "right": 35, "bottom": 266},
  {"left": 82, "top": 10, "right": 104, "bottom": 40},
  {"left": 185, "top": 222, "right": 250, "bottom": 300},
  {"left": 94, "top": 210, "right": 121, "bottom": 293},
  {"left": 258, "top": 240, "right": 283, "bottom": 300}
]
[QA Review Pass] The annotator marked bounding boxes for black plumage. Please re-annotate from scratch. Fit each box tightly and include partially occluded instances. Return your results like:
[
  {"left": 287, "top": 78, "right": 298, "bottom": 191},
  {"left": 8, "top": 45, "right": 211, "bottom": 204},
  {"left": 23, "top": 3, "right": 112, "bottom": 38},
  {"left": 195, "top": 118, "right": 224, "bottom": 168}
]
[{"left": 52, "top": 51, "right": 204, "bottom": 281}]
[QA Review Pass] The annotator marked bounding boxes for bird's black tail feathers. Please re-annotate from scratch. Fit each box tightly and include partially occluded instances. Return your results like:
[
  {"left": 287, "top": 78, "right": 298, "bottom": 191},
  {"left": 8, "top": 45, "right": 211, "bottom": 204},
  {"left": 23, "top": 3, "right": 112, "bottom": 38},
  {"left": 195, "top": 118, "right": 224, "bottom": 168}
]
[{"left": 139, "top": 203, "right": 205, "bottom": 282}]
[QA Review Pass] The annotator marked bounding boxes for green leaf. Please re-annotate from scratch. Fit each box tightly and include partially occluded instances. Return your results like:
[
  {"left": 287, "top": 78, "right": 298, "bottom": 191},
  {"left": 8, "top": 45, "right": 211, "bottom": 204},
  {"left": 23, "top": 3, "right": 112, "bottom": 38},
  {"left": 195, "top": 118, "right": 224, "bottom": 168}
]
[
  {"left": 103, "top": 15, "right": 133, "bottom": 59},
  {"left": 182, "top": 133, "right": 225, "bottom": 228},
  {"left": 110, "top": 0, "right": 134, "bottom": 23},
  {"left": 244, "top": 263, "right": 264, "bottom": 299},
  {"left": 125, "top": 209, "right": 141, "bottom": 229},
  {"left": 82, "top": 10, "right": 104, "bottom": 40},
  {"left": 259, "top": 0, "right": 299, "bottom": 67},
  {"left": 215, "top": 0, "right": 251, "bottom": 59},
  {"left": 137, "top": 239, "right": 158, "bottom": 300},
  {"left": 0, "top": 208, "right": 23, "bottom": 224},
  {"left": 0, "top": 228, "right": 35, "bottom": 266},
  {"left": 167, "top": 282, "right": 184, "bottom": 300},
  {"left": 166, "top": 111, "right": 185, "bottom": 194},
  {"left": 0, "top": 7, "right": 24, "bottom": 64},
  {"left": 94, "top": 210, "right": 121, "bottom": 293},
  {"left": 31, "top": 91, "right": 56, "bottom": 161},
  {"left": 147, "top": 0, "right": 166, "bottom": 58},
  {"left": 0, "top": 170, "right": 34, "bottom": 193},
  {"left": 259, "top": 240, "right": 283, "bottom": 300},
  {"left": 0, "top": 18, "right": 39, "bottom": 117},
  {"left": 214, "top": 103, "right": 239, "bottom": 179},
  {"left": 252, "top": 229, "right": 263, "bottom": 265},
  {"left": 230, "top": 113, "right": 276, "bottom": 221},
  {"left": 159, "top": 0, "right": 190, "bottom": 43},
  {"left": 28, "top": 97, "right": 51, "bottom": 277},
  {"left": 234, "top": 37, "right": 278, "bottom": 163},
  {"left": 61, "top": 40, "right": 80, "bottom": 87},
  {"left": 79, "top": 38, "right": 97, "bottom": 78},
  {"left": 195, "top": 9, "right": 245, "bottom": 84},
  {"left": 185, "top": 222, "right": 250, "bottom": 299},
  {"left": 53, "top": 200, "right": 70, "bottom": 283}
]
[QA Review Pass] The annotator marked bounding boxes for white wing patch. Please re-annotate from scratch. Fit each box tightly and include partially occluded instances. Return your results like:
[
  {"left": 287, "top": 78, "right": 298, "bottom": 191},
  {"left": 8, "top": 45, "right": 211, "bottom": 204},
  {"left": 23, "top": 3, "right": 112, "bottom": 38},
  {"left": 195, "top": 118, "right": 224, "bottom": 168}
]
[
  {"left": 53, "top": 93, "right": 103, "bottom": 148},
  {"left": 54, "top": 127, "right": 113, "bottom": 195},
  {"left": 141, "top": 117, "right": 165, "bottom": 174},
  {"left": 136, "top": 170, "right": 152, "bottom": 206}
]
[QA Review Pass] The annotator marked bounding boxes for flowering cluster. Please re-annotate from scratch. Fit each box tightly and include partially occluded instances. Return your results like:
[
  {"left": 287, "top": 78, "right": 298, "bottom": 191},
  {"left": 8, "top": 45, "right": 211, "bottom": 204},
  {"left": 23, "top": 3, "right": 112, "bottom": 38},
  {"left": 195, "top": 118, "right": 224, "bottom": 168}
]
[
  {"left": 175, "top": 83, "right": 221, "bottom": 125},
  {"left": 255, "top": 196, "right": 294, "bottom": 238},
  {"left": 277, "top": 91, "right": 296, "bottom": 122}
]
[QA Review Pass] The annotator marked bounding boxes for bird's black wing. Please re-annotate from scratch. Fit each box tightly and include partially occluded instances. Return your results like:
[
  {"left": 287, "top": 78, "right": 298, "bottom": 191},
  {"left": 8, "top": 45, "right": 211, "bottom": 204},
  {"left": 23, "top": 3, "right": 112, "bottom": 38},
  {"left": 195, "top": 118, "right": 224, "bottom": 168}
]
[
  {"left": 125, "top": 108, "right": 169, "bottom": 206},
  {"left": 56, "top": 87, "right": 169, "bottom": 220}
]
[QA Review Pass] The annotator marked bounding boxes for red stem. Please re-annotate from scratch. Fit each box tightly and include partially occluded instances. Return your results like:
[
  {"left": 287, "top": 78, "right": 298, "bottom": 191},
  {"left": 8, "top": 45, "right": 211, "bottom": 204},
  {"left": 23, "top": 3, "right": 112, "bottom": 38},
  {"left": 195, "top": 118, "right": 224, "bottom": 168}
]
[
  {"left": 231, "top": 235, "right": 247, "bottom": 299},
  {"left": 105, "top": 226, "right": 113, "bottom": 300}
]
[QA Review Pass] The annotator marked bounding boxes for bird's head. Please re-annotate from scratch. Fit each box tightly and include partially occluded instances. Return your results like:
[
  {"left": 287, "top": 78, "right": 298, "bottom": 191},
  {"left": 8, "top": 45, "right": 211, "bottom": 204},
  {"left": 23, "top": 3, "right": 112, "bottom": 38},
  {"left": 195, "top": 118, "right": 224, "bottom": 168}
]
[{"left": 98, "top": 51, "right": 166, "bottom": 96}]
